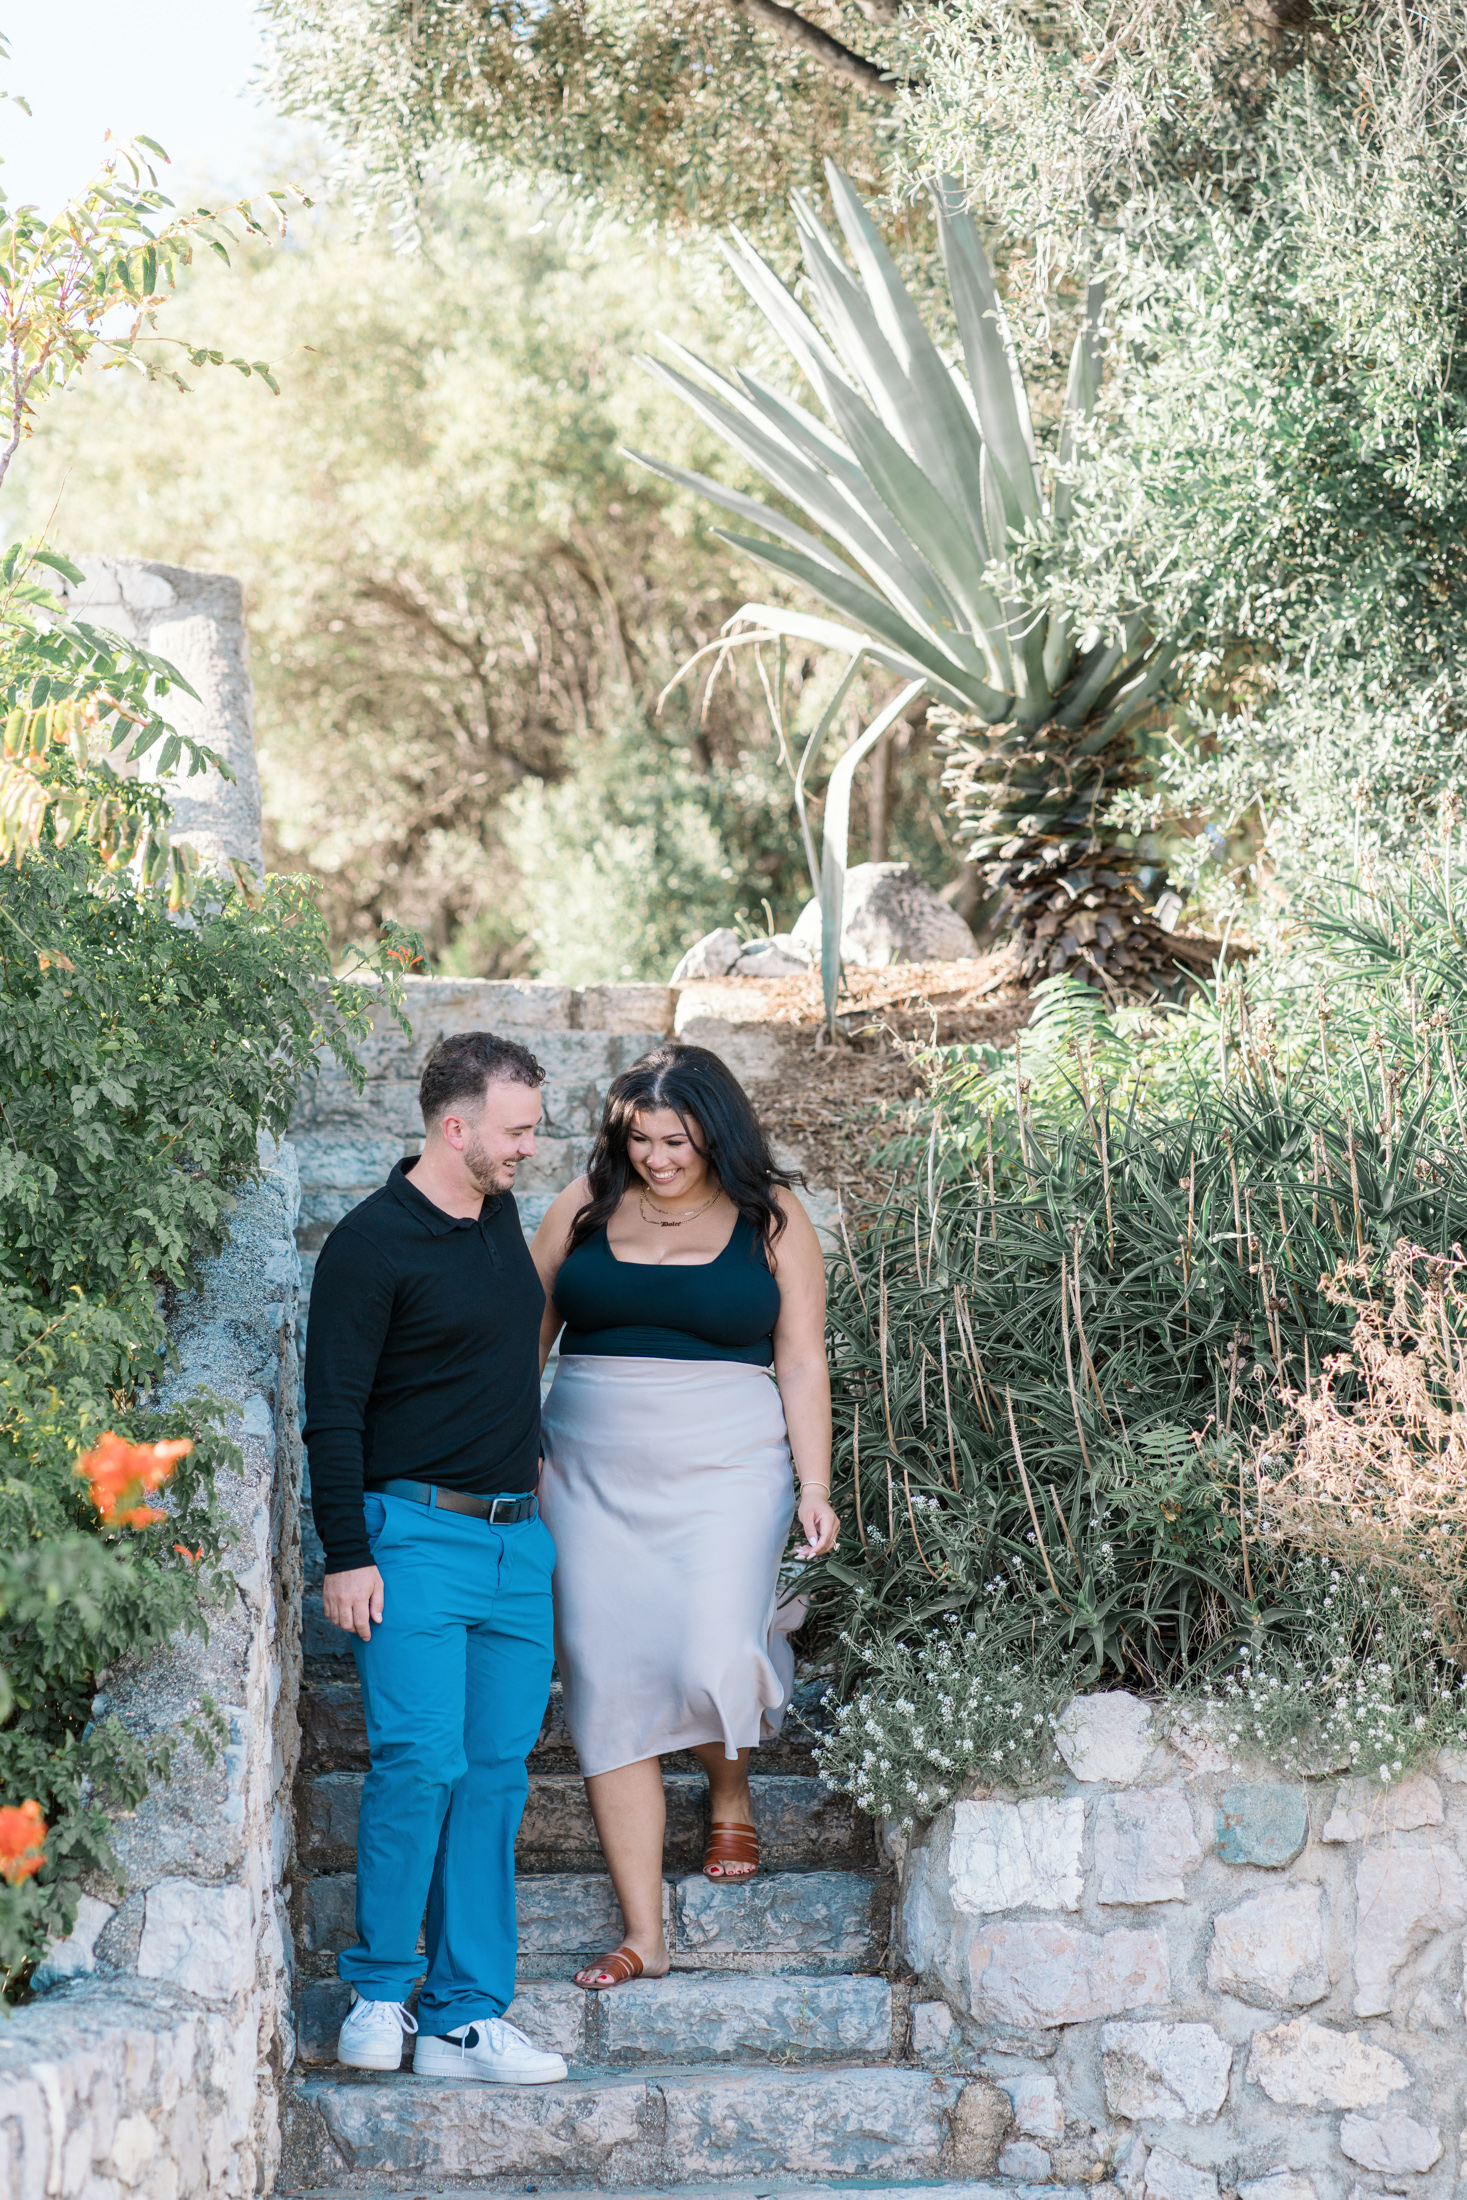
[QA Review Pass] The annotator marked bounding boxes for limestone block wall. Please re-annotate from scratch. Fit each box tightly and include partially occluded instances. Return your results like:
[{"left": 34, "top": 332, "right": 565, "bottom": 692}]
[
  {"left": 895, "top": 1690, "right": 1467, "bottom": 2200},
  {"left": 56, "top": 558, "right": 264, "bottom": 878},
  {"left": 0, "top": 1140, "right": 304, "bottom": 2200}
]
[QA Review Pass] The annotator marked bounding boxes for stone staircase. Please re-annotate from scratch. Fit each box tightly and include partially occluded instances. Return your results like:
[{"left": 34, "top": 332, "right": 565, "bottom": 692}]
[
  {"left": 279, "top": 1576, "right": 982, "bottom": 2193},
  {"left": 278, "top": 1521, "right": 1015, "bottom": 2195},
  {"left": 277, "top": 978, "right": 1025, "bottom": 2194}
]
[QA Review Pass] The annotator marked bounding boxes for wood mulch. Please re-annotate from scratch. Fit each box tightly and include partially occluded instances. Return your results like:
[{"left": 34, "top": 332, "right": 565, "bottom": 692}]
[{"left": 717, "top": 950, "right": 1033, "bottom": 1207}]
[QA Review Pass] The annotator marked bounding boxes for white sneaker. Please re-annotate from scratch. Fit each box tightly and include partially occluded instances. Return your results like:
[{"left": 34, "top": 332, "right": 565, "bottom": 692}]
[
  {"left": 413, "top": 2015, "right": 568, "bottom": 2085},
  {"left": 336, "top": 1993, "right": 418, "bottom": 2071}
]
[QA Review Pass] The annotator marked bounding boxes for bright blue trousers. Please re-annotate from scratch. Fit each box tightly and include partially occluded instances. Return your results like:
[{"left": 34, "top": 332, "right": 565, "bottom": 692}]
[{"left": 339, "top": 1490, "right": 555, "bottom": 2034}]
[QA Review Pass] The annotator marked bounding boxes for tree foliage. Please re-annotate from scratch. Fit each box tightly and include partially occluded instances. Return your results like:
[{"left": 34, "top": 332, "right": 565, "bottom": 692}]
[
  {"left": 9, "top": 189, "right": 954, "bottom": 968},
  {"left": 258, "top": 0, "right": 911, "bottom": 253},
  {"left": 896, "top": 0, "right": 1467, "bottom": 911}
]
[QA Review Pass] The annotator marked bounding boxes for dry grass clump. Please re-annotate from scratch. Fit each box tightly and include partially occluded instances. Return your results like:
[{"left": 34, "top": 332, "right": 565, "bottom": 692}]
[{"left": 1262, "top": 1243, "right": 1467, "bottom": 1658}]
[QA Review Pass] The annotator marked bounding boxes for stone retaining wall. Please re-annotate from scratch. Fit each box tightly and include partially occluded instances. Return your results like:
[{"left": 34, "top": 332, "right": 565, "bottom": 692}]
[
  {"left": 895, "top": 1691, "right": 1467, "bottom": 2200},
  {"left": 0, "top": 1140, "right": 304, "bottom": 2200},
  {"left": 54, "top": 558, "right": 264, "bottom": 880}
]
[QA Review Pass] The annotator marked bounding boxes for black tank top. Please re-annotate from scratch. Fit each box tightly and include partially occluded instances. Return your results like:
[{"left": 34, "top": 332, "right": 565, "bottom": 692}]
[{"left": 554, "top": 1213, "right": 780, "bottom": 1366}]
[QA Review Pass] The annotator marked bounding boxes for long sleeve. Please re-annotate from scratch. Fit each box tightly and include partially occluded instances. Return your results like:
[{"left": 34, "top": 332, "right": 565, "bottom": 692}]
[{"left": 304, "top": 1223, "right": 397, "bottom": 1573}]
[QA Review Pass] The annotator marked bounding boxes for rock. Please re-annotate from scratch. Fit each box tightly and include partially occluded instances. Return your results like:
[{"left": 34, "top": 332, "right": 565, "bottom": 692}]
[
  {"left": 1000, "top": 2139, "right": 1054, "bottom": 2180},
  {"left": 516, "top": 1870, "right": 626, "bottom": 1954},
  {"left": 1237, "top": 2176, "right": 1318, "bottom": 2200},
  {"left": 597, "top": 1971, "right": 891, "bottom": 2062},
  {"left": 912, "top": 2000, "right": 956, "bottom": 2059},
  {"left": 1001, "top": 2071, "right": 1065, "bottom": 2140},
  {"left": 1246, "top": 2017, "right": 1410, "bottom": 2108},
  {"left": 1145, "top": 2149, "right": 1220, "bottom": 2200},
  {"left": 672, "top": 1868, "right": 882, "bottom": 1956},
  {"left": 948, "top": 1797, "right": 1085, "bottom": 1914},
  {"left": 1054, "top": 1693, "right": 1155, "bottom": 1784},
  {"left": 136, "top": 1878, "right": 255, "bottom": 2001},
  {"left": 67, "top": 557, "right": 123, "bottom": 605},
  {"left": 967, "top": 1921, "right": 1170, "bottom": 2029},
  {"left": 572, "top": 981, "right": 674, "bottom": 1033},
  {"left": 1338, "top": 2115, "right": 1443, "bottom": 2174},
  {"left": 1206, "top": 1884, "right": 1328, "bottom": 2010},
  {"left": 791, "top": 862, "right": 979, "bottom": 967},
  {"left": 293, "top": 2064, "right": 958, "bottom": 2187},
  {"left": 31, "top": 1895, "right": 116, "bottom": 1988},
  {"left": 1323, "top": 1773, "right": 1444, "bottom": 1842},
  {"left": 1164, "top": 1715, "right": 1232, "bottom": 1775},
  {"left": 1101, "top": 2021, "right": 1232, "bottom": 2126},
  {"left": 1353, "top": 1837, "right": 1467, "bottom": 2017},
  {"left": 731, "top": 934, "right": 810, "bottom": 978},
  {"left": 119, "top": 563, "right": 178, "bottom": 610},
  {"left": 1114, "top": 2132, "right": 1149, "bottom": 2194},
  {"left": 1094, "top": 1791, "right": 1202, "bottom": 1904},
  {"left": 1215, "top": 1783, "right": 1308, "bottom": 1868},
  {"left": 109, "top": 2112, "right": 158, "bottom": 2183},
  {"left": 134, "top": 563, "right": 264, "bottom": 876},
  {"left": 947, "top": 2076, "right": 1014, "bottom": 2176},
  {"left": 294, "top": 1976, "right": 352, "bottom": 2065},
  {"left": 670, "top": 928, "right": 742, "bottom": 981},
  {"left": 503, "top": 1980, "right": 588, "bottom": 2061}
]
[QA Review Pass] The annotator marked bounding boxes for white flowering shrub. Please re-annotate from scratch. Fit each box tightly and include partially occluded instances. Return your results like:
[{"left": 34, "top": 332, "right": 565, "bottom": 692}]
[
  {"left": 815, "top": 1612, "right": 1068, "bottom": 1826},
  {"left": 1181, "top": 1563, "right": 1467, "bottom": 1783}
]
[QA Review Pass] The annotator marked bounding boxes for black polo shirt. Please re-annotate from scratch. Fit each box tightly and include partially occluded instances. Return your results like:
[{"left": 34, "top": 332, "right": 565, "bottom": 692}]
[{"left": 304, "top": 1158, "right": 545, "bottom": 1573}]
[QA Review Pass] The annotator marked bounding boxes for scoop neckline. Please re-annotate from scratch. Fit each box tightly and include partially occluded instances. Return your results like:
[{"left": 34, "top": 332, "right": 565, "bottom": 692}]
[{"left": 601, "top": 1211, "right": 744, "bottom": 1272}]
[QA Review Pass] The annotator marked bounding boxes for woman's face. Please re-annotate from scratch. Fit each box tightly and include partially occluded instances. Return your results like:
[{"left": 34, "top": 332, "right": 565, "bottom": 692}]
[{"left": 626, "top": 1106, "right": 711, "bottom": 1200}]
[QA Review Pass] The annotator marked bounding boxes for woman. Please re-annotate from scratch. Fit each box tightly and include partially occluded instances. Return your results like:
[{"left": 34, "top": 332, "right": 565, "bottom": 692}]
[{"left": 530, "top": 1041, "right": 839, "bottom": 1992}]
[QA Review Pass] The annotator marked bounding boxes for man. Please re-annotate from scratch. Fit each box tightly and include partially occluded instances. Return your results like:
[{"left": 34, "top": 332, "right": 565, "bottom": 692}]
[{"left": 304, "top": 1029, "right": 566, "bottom": 2084}]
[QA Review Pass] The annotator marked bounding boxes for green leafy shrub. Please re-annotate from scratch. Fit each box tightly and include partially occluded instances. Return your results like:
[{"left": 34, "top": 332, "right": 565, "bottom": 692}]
[
  {"left": 502, "top": 701, "right": 802, "bottom": 983},
  {"left": 0, "top": 832, "right": 403, "bottom": 1993}
]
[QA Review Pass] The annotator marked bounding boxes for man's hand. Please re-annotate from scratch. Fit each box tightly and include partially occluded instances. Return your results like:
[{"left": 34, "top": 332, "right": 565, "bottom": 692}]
[{"left": 323, "top": 1565, "right": 385, "bottom": 1641}]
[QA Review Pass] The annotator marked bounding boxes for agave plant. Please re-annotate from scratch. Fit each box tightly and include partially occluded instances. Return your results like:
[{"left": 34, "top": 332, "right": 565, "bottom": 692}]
[{"left": 630, "top": 163, "right": 1184, "bottom": 1000}]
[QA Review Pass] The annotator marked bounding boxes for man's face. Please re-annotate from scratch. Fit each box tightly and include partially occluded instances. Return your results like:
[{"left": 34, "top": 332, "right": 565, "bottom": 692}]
[{"left": 444, "top": 1078, "right": 543, "bottom": 1194}]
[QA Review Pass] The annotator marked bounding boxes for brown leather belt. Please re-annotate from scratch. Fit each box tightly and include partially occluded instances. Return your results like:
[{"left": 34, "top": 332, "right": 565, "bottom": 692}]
[{"left": 374, "top": 1478, "right": 538, "bottom": 1524}]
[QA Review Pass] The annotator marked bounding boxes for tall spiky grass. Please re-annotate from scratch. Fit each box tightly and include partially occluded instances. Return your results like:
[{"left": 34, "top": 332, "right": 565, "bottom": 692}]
[{"left": 806, "top": 867, "right": 1467, "bottom": 1687}]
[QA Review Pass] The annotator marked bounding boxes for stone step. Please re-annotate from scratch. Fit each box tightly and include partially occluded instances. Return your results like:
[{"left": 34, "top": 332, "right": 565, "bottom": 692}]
[
  {"left": 295, "top": 1868, "right": 888, "bottom": 1978},
  {"left": 281, "top": 2061, "right": 989, "bottom": 2191},
  {"left": 298, "top": 1672, "right": 830, "bottom": 1775},
  {"left": 282, "top": 2188, "right": 1077, "bottom": 2200},
  {"left": 294, "top": 1969, "right": 894, "bottom": 2069},
  {"left": 283, "top": 2189, "right": 1074, "bottom": 2200},
  {"left": 298, "top": 1768, "right": 875, "bottom": 1876}
]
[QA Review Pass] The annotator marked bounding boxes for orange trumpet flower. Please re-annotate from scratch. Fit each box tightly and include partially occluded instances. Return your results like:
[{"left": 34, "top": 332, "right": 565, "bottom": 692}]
[
  {"left": 0, "top": 1799, "right": 46, "bottom": 1884},
  {"left": 77, "top": 1432, "right": 193, "bottom": 1529}
]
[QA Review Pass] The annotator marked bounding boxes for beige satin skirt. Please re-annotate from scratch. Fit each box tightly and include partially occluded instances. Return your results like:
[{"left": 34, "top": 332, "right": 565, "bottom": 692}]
[{"left": 539, "top": 1354, "right": 800, "bottom": 1778}]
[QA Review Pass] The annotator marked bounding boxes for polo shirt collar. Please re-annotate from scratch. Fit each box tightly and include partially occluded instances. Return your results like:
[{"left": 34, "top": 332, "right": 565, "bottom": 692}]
[{"left": 388, "top": 1157, "right": 501, "bottom": 1234}]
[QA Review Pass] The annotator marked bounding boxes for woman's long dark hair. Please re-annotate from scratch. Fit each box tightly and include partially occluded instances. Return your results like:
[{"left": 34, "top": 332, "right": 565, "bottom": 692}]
[{"left": 567, "top": 1042, "right": 799, "bottom": 1253}]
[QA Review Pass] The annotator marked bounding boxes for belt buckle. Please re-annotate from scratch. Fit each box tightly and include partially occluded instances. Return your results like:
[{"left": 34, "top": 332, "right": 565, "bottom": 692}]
[{"left": 488, "top": 1495, "right": 515, "bottom": 1525}]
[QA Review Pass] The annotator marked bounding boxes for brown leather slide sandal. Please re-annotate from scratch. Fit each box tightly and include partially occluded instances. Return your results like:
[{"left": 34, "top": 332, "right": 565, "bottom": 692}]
[
  {"left": 576, "top": 1944, "right": 644, "bottom": 1991},
  {"left": 703, "top": 1820, "right": 760, "bottom": 1879}
]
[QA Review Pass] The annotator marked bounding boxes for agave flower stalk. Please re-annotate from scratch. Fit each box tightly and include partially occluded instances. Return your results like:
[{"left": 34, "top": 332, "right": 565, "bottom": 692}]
[{"left": 630, "top": 162, "right": 1183, "bottom": 998}]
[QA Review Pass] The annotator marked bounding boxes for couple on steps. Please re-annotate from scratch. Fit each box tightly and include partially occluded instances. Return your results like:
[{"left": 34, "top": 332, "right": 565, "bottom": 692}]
[{"left": 305, "top": 1030, "right": 840, "bottom": 2085}]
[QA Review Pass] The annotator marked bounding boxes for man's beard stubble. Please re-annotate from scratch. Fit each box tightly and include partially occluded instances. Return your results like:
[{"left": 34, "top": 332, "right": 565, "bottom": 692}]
[{"left": 462, "top": 1132, "right": 516, "bottom": 1196}]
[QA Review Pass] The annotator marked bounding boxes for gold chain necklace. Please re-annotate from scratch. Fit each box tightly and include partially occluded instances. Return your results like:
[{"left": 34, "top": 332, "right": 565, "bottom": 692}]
[{"left": 637, "top": 1186, "right": 723, "bottom": 1229}]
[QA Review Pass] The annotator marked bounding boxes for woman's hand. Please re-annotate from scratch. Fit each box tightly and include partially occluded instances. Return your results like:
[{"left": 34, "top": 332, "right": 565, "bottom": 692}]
[{"left": 795, "top": 1487, "right": 840, "bottom": 1558}]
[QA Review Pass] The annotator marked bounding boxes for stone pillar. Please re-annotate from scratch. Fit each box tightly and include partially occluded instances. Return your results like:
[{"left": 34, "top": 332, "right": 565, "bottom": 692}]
[{"left": 60, "top": 555, "right": 264, "bottom": 878}]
